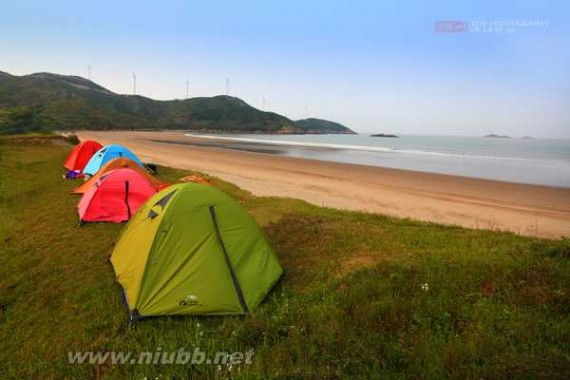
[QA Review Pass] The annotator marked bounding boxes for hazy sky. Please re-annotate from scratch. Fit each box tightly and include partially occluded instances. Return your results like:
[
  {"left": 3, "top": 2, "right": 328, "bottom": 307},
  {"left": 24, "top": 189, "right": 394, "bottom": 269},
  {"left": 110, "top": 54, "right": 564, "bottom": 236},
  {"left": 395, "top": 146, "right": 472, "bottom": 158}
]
[{"left": 1, "top": 0, "right": 569, "bottom": 137}]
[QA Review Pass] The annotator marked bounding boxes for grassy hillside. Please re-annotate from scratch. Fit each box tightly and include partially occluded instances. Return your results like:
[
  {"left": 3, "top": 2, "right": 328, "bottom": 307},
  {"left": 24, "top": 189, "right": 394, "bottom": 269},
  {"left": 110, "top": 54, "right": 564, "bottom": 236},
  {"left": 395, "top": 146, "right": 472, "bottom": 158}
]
[
  {"left": 0, "top": 137, "right": 569, "bottom": 379},
  {"left": 0, "top": 72, "right": 355, "bottom": 135}
]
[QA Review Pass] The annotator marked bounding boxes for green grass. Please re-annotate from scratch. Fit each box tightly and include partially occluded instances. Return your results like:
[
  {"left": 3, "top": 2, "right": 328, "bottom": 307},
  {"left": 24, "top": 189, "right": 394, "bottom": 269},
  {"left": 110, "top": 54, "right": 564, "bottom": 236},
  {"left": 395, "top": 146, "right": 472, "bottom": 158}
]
[{"left": 1, "top": 137, "right": 569, "bottom": 379}]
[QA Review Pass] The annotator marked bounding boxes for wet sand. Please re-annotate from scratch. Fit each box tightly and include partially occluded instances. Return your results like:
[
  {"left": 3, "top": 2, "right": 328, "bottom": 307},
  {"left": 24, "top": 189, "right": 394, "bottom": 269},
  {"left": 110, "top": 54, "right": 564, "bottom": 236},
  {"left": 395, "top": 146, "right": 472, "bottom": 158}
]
[{"left": 77, "top": 130, "right": 570, "bottom": 238}]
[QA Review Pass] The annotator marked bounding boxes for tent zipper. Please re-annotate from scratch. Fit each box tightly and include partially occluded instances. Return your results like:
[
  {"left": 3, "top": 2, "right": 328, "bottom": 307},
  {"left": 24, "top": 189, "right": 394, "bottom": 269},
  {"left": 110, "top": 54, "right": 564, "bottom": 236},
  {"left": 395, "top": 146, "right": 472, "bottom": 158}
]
[{"left": 124, "top": 180, "right": 131, "bottom": 219}]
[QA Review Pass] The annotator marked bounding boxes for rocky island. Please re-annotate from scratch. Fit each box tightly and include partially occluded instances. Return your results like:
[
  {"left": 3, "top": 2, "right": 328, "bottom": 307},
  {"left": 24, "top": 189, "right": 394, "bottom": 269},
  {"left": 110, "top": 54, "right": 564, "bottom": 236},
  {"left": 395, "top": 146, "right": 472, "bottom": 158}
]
[
  {"left": 484, "top": 134, "right": 511, "bottom": 138},
  {"left": 371, "top": 133, "right": 399, "bottom": 138}
]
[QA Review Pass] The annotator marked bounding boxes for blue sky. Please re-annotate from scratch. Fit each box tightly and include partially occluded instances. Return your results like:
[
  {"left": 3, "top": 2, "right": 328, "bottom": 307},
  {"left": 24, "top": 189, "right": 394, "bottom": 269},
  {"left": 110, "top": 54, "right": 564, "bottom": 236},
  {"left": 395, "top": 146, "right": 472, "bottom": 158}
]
[{"left": 1, "top": 0, "right": 569, "bottom": 137}]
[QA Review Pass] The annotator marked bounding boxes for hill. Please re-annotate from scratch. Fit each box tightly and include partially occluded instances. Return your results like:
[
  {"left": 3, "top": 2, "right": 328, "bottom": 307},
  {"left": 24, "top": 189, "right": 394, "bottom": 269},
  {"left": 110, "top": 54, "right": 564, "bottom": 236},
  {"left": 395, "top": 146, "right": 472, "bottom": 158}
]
[
  {"left": 294, "top": 118, "right": 355, "bottom": 134},
  {"left": 0, "top": 71, "right": 355, "bottom": 134}
]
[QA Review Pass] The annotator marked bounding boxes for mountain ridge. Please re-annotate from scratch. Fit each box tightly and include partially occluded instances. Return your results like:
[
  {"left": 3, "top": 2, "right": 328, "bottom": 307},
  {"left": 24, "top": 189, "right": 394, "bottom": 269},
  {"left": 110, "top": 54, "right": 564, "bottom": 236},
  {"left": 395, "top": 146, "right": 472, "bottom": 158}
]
[{"left": 0, "top": 70, "right": 355, "bottom": 135}]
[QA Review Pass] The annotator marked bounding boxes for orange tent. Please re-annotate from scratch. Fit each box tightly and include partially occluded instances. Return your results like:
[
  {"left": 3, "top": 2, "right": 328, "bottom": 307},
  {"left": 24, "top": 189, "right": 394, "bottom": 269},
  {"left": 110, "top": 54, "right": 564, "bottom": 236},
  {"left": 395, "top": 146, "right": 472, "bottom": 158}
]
[
  {"left": 179, "top": 175, "right": 211, "bottom": 186},
  {"left": 73, "top": 157, "right": 167, "bottom": 194}
]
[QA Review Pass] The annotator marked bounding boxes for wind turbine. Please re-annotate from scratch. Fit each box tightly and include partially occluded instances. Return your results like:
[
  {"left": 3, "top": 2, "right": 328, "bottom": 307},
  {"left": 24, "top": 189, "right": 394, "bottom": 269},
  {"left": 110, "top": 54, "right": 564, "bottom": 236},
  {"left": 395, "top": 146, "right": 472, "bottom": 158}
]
[
  {"left": 185, "top": 78, "right": 189, "bottom": 99},
  {"left": 87, "top": 64, "right": 91, "bottom": 80},
  {"left": 225, "top": 78, "right": 230, "bottom": 95},
  {"left": 132, "top": 71, "right": 137, "bottom": 95},
  {"left": 262, "top": 96, "right": 266, "bottom": 111}
]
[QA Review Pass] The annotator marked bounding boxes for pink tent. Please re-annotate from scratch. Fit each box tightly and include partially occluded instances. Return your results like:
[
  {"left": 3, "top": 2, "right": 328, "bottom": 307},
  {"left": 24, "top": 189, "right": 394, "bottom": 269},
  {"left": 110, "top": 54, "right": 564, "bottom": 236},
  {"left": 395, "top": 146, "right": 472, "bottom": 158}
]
[{"left": 78, "top": 168, "right": 157, "bottom": 223}]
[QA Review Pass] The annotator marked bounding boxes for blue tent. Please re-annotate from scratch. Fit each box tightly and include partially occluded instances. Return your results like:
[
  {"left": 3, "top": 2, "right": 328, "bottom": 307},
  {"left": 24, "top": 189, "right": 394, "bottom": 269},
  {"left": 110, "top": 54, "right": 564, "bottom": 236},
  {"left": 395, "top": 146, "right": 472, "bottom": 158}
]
[{"left": 83, "top": 144, "right": 145, "bottom": 176}]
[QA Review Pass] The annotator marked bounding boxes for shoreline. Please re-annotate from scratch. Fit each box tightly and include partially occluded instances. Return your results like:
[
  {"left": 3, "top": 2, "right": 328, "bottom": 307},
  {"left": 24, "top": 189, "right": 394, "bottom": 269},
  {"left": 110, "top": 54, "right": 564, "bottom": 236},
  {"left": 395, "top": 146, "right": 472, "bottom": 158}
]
[
  {"left": 155, "top": 136, "right": 570, "bottom": 189},
  {"left": 77, "top": 130, "right": 570, "bottom": 238}
]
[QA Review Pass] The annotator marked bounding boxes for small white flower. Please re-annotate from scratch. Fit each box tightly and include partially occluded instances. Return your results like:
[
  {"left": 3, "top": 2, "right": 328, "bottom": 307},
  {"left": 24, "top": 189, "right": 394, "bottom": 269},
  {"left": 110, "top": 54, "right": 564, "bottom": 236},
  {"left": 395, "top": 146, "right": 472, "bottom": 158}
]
[
  {"left": 198, "top": 331, "right": 204, "bottom": 336},
  {"left": 421, "top": 283, "right": 429, "bottom": 291}
]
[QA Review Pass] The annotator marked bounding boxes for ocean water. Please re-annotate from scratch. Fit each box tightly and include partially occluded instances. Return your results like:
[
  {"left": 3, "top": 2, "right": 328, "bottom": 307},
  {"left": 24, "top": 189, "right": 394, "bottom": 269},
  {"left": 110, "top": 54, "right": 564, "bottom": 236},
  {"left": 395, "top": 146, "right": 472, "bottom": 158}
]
[{"left": 184, "top": 133, "right": 570, "bottom": 188}]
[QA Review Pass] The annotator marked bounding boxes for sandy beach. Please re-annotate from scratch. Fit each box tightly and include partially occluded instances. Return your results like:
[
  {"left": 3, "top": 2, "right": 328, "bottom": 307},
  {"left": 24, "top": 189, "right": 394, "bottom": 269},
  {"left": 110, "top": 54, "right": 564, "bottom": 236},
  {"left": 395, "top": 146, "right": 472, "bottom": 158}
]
[{"left": 77, "top": 130, "right": 570, "bottom": 238}]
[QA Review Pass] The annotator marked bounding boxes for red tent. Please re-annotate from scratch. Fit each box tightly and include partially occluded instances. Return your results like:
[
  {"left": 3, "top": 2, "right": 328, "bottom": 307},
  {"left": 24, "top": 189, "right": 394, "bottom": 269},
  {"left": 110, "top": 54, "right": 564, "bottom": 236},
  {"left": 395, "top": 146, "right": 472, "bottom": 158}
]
[
  {"left": 77, "top": 168, "right": 158, "bottom": 223},
  {"left": 64, "top": 140, "right": 103, "bottom": 171}
]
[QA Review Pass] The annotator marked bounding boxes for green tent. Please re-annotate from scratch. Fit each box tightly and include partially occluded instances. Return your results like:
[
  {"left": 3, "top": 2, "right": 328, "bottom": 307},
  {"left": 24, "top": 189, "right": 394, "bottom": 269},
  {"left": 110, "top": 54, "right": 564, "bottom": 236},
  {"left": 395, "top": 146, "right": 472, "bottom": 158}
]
[{"left": 110, "top": 183, "right": 283, "bottom": 318}]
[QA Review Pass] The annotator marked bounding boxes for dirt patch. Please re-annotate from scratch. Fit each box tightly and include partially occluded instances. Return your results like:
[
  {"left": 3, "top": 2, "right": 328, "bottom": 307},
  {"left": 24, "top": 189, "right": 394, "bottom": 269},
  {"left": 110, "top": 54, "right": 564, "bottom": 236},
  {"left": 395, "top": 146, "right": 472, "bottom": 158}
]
[{"left": 337, "top": 255, "right": 379, "bottom": 277}]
